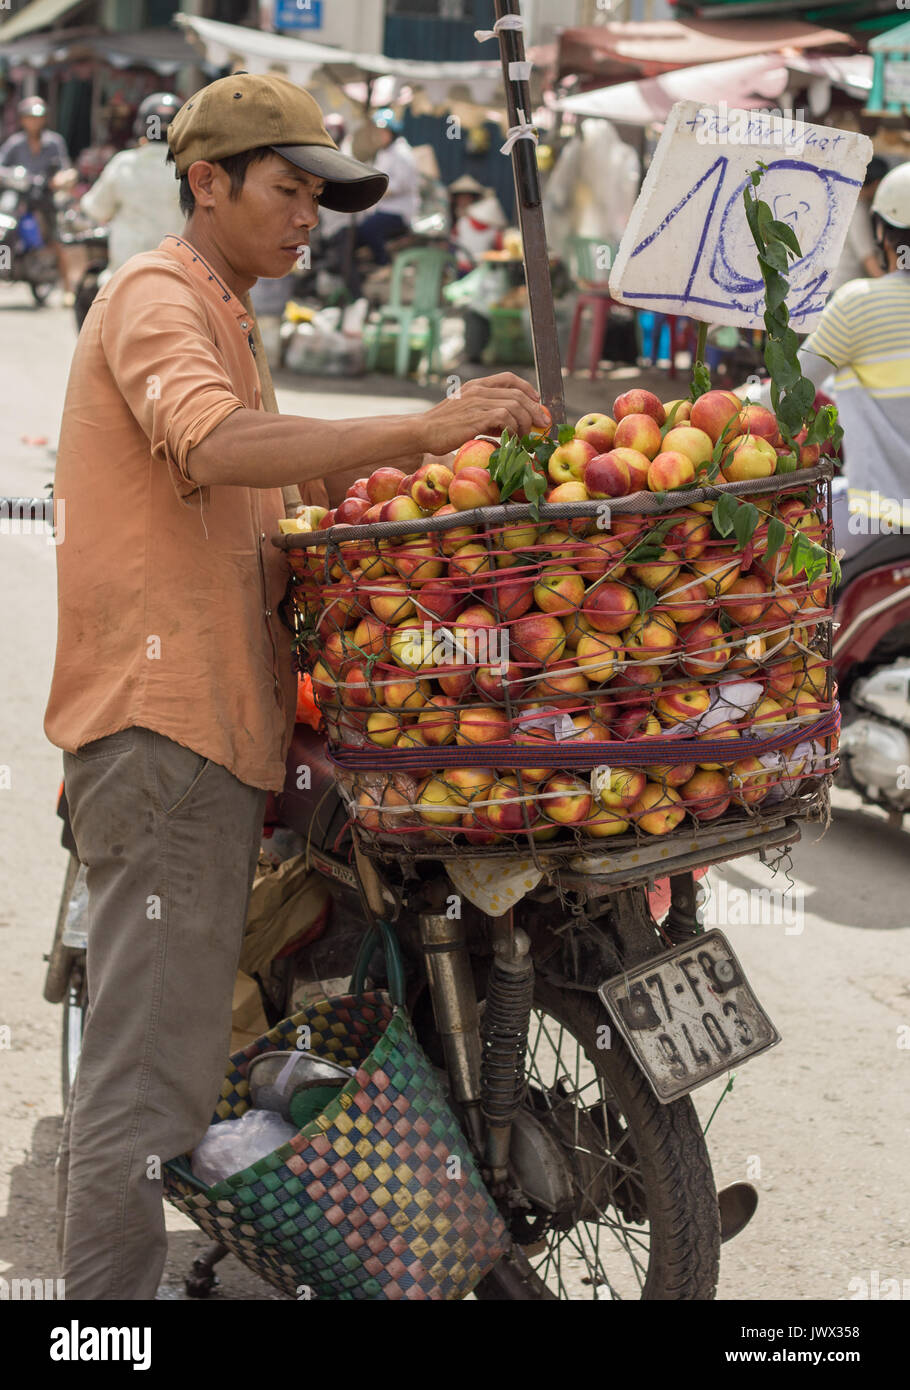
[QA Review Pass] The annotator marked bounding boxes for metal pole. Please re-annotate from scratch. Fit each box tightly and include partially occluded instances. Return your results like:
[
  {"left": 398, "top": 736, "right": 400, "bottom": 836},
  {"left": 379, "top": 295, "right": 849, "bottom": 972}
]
[{"left": 492, "top": 0, "right": 566, "bottom": 425}]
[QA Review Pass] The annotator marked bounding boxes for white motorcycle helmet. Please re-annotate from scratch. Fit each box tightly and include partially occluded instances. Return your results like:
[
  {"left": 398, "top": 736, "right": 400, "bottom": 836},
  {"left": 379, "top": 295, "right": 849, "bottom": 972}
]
[
  {"left": 870, "top": 163, "right": 910, "bottom": 269},
  {"left": 870, "top": 163, "right": 910, "bottom": 227}
]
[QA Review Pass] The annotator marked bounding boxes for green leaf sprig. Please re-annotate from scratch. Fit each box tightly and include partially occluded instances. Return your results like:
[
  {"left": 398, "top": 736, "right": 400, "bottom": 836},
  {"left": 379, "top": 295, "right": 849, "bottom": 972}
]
[
  {"left": 685, "top": 163, "right": 845, "bottom": 587},
  {"left": 489, "top": 430, "right": 548, "bottom": 518},
  {"left": 743, "top": 163, "right": 843, "bottom": 457}
]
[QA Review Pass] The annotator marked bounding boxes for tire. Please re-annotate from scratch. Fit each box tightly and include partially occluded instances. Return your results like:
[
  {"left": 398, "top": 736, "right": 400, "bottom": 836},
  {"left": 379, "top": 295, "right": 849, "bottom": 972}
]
[
  {"left": 43, "top": 852, "right": 81, "bottom": 1003},
  {"left": 61, "top": 961, "right": 86, "bottom": 1110},
  {"left": 475, "top": 975, "right": 721, "bottom": 1300},
  {"left": 30, "top": 279, "right": 52, "bottom": 305},
  {"left": 73, "top": 267, "right": 102, "bottom": 332}
]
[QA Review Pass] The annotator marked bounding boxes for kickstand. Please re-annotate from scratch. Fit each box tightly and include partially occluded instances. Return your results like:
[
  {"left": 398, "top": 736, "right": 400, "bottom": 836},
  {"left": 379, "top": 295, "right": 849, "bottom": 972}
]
[{"left": 185, "top": 1240, "right": 230, "bottom": 1298}]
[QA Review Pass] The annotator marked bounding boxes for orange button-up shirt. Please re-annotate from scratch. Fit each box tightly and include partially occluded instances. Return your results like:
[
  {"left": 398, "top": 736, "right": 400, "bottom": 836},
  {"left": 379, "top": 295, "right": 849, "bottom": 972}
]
[{"left": 45, "top": 234, "right": 299, "bottom": 792}]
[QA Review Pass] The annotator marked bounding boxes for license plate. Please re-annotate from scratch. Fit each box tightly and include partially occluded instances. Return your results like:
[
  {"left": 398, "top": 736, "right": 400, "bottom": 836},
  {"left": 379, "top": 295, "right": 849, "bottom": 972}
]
[{"left": 598, "top": 930, "right": 780, "bottom": 1103}]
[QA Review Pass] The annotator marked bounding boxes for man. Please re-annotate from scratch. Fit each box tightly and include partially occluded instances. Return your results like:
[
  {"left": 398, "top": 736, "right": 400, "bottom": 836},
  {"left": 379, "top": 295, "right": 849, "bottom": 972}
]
[
  {"left": 0, "top": 96, "right": 77, "bottom": 298},
  {"left": 353, "top": 109, "right": 420, "bottom": 267},
  {"left": 80, "top": 92, "right": 183, "bottom": 280},
  {"left": 827, "top": 155, "right": 889, "bottom": 296},
  {"left": 45, "top": 71, "right": 545, "bottom": 1301}
]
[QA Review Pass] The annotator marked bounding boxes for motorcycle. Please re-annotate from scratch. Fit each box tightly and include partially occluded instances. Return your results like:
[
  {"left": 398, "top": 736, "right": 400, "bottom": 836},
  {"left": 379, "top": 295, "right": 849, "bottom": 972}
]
[
  {"left": 46, "top": 713, "right": 797, "bottom": 1300},
  {"left": 0, "top": 165, "right": 59, "bottom": 304},
  {"left": 833, "top": 528, "right": 910, "bottom": 825},
  {"left": 56, "top": 202, "right": 108, "bottom": 331}
]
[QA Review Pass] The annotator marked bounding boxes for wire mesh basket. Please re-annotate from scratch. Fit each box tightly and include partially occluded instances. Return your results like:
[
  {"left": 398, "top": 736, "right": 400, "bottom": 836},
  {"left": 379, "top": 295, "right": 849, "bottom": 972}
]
[{"left": 275, "top": 460, "right": 839, "bottom": 867}]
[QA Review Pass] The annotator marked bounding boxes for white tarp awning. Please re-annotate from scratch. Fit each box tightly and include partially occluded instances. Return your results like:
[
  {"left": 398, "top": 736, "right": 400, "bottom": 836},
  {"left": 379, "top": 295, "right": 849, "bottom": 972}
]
[
  {"left": 174, "top": 13, "right": 506, "bottom": 105},
  {"left": 556, "top": 55, "right": 791, "bottom": 126},
  {"left": 555, "top": 51, "right": 873, "bottom": 128},
  {"left": 0, "top": 0, "right": 87, "bottom": 44}
]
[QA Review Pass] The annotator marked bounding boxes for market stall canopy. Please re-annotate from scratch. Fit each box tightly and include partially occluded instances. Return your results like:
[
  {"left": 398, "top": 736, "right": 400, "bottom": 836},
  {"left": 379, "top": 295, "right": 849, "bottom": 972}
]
[
  {"left": 0, "top": 0, "right": 90, "bottom": 45},
  {"left": 556, "top": 19, "right": 854, "bottom": 86},
  {"left": 556, "top": 51, "right": 871, "bottom": 127},
  {"left": 173, "top": 13, "right": 538, "bottom": 109},
  {"left": 0, "top": 23, "right": 209, "bottom": 74}
]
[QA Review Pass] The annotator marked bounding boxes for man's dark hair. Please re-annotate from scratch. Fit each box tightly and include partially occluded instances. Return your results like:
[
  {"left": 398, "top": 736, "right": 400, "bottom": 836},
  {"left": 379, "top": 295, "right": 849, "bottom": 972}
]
[
  {"left": 880, "top": 219, "right": 910, "bottom": 257},
  {"left": 165, "top": 146, "right": 276, "bottom": 218},
  {"left": 864, "top": 155, "right": 890, "bottom": 188}
]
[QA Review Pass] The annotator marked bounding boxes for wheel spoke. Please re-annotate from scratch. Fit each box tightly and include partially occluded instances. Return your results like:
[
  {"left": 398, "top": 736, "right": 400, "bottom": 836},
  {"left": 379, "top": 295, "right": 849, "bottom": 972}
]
[{"left": 517, "top": 1005, "right": 658, "bottom": 1299}]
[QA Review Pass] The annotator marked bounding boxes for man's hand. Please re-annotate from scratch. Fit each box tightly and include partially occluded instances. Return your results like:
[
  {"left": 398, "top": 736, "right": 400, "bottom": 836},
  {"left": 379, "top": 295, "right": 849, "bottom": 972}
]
[
  {"left": 417, "top": 373, "right": 549, "bottom": 457},
  {"left": 50, "top": 168, "right": 77, "bottom": 191}
]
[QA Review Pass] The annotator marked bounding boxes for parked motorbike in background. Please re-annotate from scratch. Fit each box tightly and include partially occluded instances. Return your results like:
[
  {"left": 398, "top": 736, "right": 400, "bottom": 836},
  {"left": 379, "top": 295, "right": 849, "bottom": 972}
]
[
  {"left": 834, "top": 531, "right": 910, "bottom": 825},
  {"left": 0, "top": 166, "right": 59, "bottom": 304},
  {"left": 58, "top": 211, "right": 108, "bottom": 331}
]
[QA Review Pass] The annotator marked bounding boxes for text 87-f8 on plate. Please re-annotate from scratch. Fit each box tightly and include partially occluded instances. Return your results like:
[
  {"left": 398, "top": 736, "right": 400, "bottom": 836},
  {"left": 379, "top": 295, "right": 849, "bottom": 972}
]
[{"left": 597, "top": 930, "right": 780, "bottom": 1103}]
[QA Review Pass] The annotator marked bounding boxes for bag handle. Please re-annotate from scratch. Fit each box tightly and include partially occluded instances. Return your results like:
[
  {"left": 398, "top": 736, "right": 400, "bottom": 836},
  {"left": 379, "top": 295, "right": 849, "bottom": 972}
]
[{"left": 350, "top": 919, "right": 406, "bottom": 1007}]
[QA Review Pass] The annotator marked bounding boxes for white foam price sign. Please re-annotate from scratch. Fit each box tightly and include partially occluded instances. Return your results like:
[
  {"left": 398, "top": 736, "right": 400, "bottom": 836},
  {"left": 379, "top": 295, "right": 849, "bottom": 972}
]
[{"left": 608, "top": 101, "right": 874, "bottom": 332}]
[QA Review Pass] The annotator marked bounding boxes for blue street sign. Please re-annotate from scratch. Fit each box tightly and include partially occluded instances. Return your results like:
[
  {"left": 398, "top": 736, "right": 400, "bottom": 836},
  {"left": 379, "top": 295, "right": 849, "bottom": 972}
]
[{"left": 275, "top": 0, "right": 323, "bottom": 31}]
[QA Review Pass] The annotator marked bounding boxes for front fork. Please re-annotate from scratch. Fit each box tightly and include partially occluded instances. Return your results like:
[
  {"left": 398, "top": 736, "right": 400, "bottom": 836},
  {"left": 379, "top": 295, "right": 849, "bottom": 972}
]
[
  {"left": 418, "top": 908, "right": 534, "bottom": 1184},
  {"left": 418, "top": 876, "right": 702, "bottom": 1176}
]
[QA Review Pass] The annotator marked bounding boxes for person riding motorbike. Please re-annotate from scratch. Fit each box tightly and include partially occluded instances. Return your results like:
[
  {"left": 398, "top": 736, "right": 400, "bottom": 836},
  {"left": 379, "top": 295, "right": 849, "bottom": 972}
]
[
  {"left": 352, "top": 109, "right": 420, "bottom": 269},
  {"left": 80, "top": 92, "right": 184, "bottom": 283},
  {"left": 0, "top": 97, "right": 77, "bottom": 299},
  {"left": 752, "top": 161, "right": 910, "bottom": 557}
]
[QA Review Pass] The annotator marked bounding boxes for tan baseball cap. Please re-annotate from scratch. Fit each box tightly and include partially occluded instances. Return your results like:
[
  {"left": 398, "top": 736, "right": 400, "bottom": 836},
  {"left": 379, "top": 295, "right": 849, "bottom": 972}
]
[{"left": 166, "top": 72, "right": 389, "bottom": 213}]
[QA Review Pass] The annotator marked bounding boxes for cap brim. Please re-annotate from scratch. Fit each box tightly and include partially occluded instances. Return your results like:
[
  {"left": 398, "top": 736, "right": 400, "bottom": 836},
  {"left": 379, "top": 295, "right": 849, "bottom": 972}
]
[{"left": 271, "top": 144, "right": 389, "bottom": 214}]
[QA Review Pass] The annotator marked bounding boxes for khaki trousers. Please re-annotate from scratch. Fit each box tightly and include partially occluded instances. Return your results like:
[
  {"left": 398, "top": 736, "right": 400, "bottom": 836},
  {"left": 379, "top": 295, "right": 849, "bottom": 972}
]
[{"left": 56, "top": 726, "right": 268, "bottom": 1299}]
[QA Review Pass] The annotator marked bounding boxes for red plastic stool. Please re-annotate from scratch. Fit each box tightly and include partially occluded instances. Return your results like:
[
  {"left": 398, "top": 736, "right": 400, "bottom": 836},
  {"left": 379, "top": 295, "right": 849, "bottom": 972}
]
[
  {"left": 566, "top": 290, "right": 613, "bottom": 380},
  {"left": 644, "top": 313, "right": 696, "bottom": 380}
]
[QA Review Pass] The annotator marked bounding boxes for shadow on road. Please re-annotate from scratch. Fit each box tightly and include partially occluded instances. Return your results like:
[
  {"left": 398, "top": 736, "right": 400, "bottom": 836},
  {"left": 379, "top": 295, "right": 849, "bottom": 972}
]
[
  {"left": 0, "top": 1113, "right": 285, "bottom": 1301},
  {"left": 719, "top": 806, "right": 907, "bottom": 932}
]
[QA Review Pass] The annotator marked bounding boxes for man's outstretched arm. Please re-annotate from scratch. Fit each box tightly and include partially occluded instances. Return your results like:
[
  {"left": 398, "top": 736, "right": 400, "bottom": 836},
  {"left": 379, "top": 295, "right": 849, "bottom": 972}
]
[{"left": 186, "top": 373, "right": 548, "bottom": 491}]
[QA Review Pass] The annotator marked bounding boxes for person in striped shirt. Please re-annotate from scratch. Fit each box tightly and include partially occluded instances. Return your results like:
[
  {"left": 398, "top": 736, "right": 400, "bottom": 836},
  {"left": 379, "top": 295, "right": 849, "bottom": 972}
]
[{"left": 756, "top": 163, "right": 910, "bottom": 552}]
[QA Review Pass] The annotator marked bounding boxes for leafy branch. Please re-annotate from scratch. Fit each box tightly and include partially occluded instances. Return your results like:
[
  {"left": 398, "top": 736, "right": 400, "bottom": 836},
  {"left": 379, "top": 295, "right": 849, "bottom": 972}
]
[
  {"left": 743, "top": 162, "right": 842, "bottom": 457},
  {"left": 489, "top": 431, "right": 548, "bottom": 517},
  {"left": 689, "top": 321, "right": 711, "bottom": 402},
  {"left": 684, "top": 162, "right": 844, "bottom": 587}
]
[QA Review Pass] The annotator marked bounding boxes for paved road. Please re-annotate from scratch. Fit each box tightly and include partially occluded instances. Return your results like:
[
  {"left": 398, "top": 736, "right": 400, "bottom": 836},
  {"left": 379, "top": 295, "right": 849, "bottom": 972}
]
[{"left": 0, "top": 287, "right": 906, "bottom": 1302}]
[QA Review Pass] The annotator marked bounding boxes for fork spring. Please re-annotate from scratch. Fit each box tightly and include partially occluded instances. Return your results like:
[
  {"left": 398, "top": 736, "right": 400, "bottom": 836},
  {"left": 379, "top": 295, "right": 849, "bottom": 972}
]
[{"left": 480, "top": 955, "right": 535, "bottom": 1124}]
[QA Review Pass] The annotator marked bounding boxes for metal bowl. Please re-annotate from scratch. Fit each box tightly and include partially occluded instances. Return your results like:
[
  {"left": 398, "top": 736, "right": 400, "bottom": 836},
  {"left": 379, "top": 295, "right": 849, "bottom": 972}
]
[{"left": 248, "top": 1050, "right": 353, "bottom": 1119}]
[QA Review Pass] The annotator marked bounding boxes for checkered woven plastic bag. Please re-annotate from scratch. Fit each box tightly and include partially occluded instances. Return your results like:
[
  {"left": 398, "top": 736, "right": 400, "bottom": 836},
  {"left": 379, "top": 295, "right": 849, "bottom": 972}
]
[{"left": 163, "top": 988, "right": 508, "bottom": 1300}]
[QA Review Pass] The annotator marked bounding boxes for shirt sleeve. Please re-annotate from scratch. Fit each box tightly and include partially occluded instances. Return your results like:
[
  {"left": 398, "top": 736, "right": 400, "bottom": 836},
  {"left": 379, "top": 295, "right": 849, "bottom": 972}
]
[
  {"left": 802, "top": 289, "right": 856, "bottom": 372},
  {"left": 50, "top": 131, "right": 71, "bottom": 166},
  {"left": 385, "top": 143, "right": 418, "bottom": 198},
  {"left": 0, "top": 134, "right": 20, "bottom": 167},
  {"left": 99, "top": 260, "right": 246, "bottom": 500},
  {"left": 81, "top": 157, "right": 118, "bottom": 224}
]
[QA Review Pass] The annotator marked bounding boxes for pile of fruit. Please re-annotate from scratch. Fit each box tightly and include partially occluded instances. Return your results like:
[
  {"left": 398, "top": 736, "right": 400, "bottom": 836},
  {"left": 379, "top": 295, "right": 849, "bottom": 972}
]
[{"left": 282, "top": 387, "right": 837, "bottom": 855}]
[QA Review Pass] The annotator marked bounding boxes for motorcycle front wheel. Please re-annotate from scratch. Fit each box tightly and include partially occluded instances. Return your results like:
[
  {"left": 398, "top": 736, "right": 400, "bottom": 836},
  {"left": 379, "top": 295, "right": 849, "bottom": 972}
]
[
  {"left": 61, "top": 960, "right": 86, "bottom": 1109},
  {"left": 30, "top": 279, "right": 53, "bottom": 305},
  {"left": 475, "top": 976, "right": 721, "bottom": 1300}
]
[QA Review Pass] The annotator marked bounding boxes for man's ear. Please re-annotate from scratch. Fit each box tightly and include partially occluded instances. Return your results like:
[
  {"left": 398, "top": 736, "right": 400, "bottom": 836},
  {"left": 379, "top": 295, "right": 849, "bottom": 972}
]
[{"left": 187, "top": 160, "right": 219, "bottom": 209}]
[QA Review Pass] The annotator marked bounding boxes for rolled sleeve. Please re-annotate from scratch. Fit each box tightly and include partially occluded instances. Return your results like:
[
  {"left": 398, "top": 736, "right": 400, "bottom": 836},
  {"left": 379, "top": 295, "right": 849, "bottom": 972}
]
[
  {"left": 803, "top": 295, "right": 854, "bottom": 373},
  {"left": 81, "top": 162, "right": 118, "bottom": 225},
  {"left": 99, "top": 261, "right": 247, "bottom": 499}
]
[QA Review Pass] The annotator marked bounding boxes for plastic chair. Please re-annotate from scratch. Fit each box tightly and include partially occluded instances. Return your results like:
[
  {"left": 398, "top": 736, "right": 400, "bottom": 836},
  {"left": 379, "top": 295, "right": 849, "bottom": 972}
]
[
  {"left": 365, "top": 246, "right": 453, "bottom": 378},
  {"left": 564, "top": 234, "right": 617, "bottom": 380}
]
